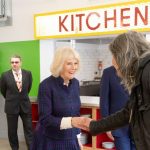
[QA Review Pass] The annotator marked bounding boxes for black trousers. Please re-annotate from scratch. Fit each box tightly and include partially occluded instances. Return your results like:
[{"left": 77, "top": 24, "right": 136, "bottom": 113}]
[{"left": 6, "top": 111, "right": 33, "bottom": 150}]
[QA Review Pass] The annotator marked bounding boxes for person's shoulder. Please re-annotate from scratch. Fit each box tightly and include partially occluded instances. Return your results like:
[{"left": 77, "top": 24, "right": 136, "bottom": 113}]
[
  {"left": 72, "top": 77, "right": 79, "bottom": 82},
  {"left": 142, "top": 61, "right": 150, "bottom": 75},
  {"left": 103, "top": 66, "right": 115, "bottom": 74},
  {"left": 144, "top": 61, "right": 150, "bottom": 69},
  {"left": 1, "top": 70, "right": 11, "bottom": 76},
  {"left": 40, "top": 76, "right": 54, "bottom": 86},
  {"left": 71, "top": 78, "right": 79, "bottom": 85},
  {"left": 22, "top": 69, "right": 31, "bottom": 74},
  {"left": 39, "top": 76, "right": 57, "bottom": 91}
]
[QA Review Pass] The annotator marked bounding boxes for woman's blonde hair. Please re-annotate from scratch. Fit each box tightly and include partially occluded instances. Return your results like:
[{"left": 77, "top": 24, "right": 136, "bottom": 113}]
[
  {"left": 50, "top": 47, "right": 80, "bottom": 77},
  {"left": 109, "top": 31, "right": 150, "bottom": 91}
]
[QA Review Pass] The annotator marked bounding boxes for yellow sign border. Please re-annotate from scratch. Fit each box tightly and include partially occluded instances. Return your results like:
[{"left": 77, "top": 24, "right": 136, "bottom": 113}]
[{"left": 34, "top": 0, "right": 150, "bottom": 39}]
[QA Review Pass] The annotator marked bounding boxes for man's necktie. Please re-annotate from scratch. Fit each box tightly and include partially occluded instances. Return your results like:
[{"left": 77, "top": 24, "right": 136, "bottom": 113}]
[{"left": 16, "top": 73, "right": 22, "bottom": 92}]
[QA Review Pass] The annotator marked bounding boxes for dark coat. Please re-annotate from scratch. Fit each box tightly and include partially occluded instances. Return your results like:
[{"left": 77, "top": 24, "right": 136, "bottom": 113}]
[
  {"left": 0, "top": 69, "right": 32, "bottom": 114},
  {"left": 89, "top": 55, "right": 150, "bottom": 150},
  {"left": 37, "top": 76, "right": 81, "bottom": 140},
  {"left": 100, "top": 66, "right": 129, "bottom": 137}
]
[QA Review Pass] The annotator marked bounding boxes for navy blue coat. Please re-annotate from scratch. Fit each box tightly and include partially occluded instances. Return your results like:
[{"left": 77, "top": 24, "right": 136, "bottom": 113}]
[
  {"left": 38, "top": 76, "right": 81, "bottom": 140},
  {"left": 100, "top": 66, "right": 129, "bottom": 137}
]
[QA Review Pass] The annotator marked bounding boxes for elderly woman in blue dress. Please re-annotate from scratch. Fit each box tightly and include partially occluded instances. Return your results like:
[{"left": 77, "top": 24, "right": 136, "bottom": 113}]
[{"left": 32, "top": 47, "right": 83, "bottom": 150}]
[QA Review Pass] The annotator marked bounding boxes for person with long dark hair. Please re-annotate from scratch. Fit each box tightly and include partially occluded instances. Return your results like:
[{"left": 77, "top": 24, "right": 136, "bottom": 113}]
[{"left": 73, "top": 31, "right": 150, "bottom": 150}]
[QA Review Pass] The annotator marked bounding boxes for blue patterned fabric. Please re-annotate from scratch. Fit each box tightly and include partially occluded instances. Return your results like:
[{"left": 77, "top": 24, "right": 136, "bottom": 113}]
[
  {"left": 32, "top": 124, "right": 80, "bottom": 150},
  {"left": 32, "top": 76, "right": 81, "bottom": 150}
]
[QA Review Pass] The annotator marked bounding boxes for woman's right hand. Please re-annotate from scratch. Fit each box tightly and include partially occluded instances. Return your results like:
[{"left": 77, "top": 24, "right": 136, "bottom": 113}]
[
  {"left": 106, "top": 131, "right": 114, "bottom": 141},
  {"left": 71, "top": 117, "right": 93, "bottom": 131}
]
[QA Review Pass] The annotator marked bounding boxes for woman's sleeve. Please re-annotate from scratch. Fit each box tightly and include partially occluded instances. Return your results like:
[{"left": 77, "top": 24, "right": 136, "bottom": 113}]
[
  {"left": 38, "top": 81, "right": 62, "bottom": 129},
  {"left": 0, "top": 73, "right": 7, "bottom": 98},
  {"left": 89, "top": 102, "right": 130, "bottom": 136}
]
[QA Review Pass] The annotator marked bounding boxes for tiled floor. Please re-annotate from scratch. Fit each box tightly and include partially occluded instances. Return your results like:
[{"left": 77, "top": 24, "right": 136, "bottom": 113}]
[{"left": 0, "top": 139, "right": 26, "bottom": 150}]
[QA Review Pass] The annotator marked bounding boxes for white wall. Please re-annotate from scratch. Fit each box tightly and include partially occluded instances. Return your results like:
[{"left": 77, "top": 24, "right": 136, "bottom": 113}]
[
  {"left": 75, "top": 43, "right": 112, "bottom": 81},
  {"left": 49, "top": 40, "right": 112, "bottom": 82},
  {"left": 0, "top": 0, "right": 133, "bottom": 42},
  {"left": 40, "top": 40, "right": 55, "bottom": 81}
]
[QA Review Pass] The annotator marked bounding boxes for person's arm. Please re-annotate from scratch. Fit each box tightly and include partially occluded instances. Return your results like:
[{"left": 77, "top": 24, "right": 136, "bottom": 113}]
[
  {"left": 60, "top": 117, "right": 72, "bottom": 129},
  {"left": 72, "top": 102, "right": 130, "bottom": 135},
  {"left": 89, "top": 103, "right": 130, "bottom": 136},
  {"left": 106, "top": 131, "right": 114, "bottom": 141},
  {"left": 38, "top": 81, "right": 62, "bottom": 129},
  {"left": 0, "top": 73, "right": 7, "bottom": 98},
  {"left": 100, "top": 69, "right": 110, "bottom": 118},
  {"left": 28, "top": 71, "right": 32, "bottom": 93}
]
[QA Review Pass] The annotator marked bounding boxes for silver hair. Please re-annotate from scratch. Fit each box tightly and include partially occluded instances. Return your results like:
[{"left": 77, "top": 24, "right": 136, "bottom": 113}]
[
  {"left": 50, "top": 46, "right": 80, "bottom": 77},
  {"left": 109, "top": 31, "right": 150, "bottom": 91}
]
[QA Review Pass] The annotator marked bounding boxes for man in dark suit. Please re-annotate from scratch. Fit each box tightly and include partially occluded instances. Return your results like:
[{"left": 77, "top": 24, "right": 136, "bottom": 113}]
[{"left": 0, "top": 55, "right": 33, "bottom": 150}]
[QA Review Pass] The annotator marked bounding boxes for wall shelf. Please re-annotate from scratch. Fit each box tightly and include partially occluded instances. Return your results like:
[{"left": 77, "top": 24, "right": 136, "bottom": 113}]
[{"left": 81, "top": 106, "right": 116, "bottom": 150}]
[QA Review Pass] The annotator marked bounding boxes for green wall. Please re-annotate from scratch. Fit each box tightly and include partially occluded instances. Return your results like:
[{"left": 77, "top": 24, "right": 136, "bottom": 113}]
[{"left": 0, "top": 40, "right": 40, "bottom": 96}]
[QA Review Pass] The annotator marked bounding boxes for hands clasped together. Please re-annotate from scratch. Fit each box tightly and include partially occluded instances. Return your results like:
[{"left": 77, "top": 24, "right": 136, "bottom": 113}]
[{"left": 71, "top": 117, "right": 93, "bottom": 131}]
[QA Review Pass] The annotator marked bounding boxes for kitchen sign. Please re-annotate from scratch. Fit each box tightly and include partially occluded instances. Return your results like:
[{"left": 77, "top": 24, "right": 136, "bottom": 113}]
[{"left": 34, "top": 0, "right": 150, "bottom": 39}]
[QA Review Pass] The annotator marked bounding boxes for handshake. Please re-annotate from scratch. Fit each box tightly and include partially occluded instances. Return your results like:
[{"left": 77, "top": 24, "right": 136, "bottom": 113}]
[{"left": 71, "top": 117, "right": 93, "bottom": 131}]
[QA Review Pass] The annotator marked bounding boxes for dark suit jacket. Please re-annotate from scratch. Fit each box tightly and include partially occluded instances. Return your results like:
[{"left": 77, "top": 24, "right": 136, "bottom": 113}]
[
  {"left": 0, "top": 69, "right": 32, "bottom": 114},
  {"left": 100, "top": 66, "right": 129, "bottom": 137}
]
